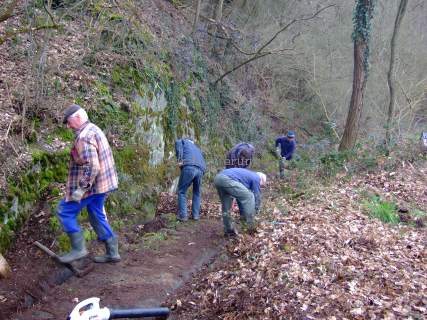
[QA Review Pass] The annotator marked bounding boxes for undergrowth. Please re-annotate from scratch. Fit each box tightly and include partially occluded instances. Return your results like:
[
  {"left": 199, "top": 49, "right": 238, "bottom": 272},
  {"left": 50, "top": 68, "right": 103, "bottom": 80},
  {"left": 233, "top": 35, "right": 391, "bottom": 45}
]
[
  {"left": 272, "top": 134, "right": 425, "bottom": 204},
  {"left": 363, "top": 196, "right": 400, "bottom": 224}
]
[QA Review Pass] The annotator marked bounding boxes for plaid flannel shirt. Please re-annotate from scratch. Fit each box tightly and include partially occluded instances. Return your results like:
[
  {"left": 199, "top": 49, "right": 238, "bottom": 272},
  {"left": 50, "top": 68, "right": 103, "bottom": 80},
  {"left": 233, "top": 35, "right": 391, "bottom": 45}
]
[{"left": 65, "top": 122, "right": 118, "bottom": 202}]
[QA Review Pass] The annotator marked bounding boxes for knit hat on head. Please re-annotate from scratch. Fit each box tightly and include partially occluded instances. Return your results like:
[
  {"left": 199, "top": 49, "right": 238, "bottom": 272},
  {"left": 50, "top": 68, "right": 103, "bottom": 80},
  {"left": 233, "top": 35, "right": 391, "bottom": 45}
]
[
  {"left": 63, "top": 104, "right": 82, "bottom": 124},
  {"left": 287, "top": 130, "right": 295, "bottom": 138}
]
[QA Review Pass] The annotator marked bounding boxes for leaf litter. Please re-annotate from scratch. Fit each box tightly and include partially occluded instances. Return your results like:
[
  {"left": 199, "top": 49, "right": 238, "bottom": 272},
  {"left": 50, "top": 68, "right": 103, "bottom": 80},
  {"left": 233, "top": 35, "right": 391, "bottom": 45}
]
[{"left": 170, "top": 162, "right": 427, "bottom": 319}]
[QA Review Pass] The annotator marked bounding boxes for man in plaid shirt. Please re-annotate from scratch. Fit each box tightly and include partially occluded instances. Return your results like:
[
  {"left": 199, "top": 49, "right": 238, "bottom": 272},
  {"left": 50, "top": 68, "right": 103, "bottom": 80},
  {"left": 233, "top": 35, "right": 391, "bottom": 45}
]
[{"left": 57, "top": 104, "right": 120, "bottom": 264}]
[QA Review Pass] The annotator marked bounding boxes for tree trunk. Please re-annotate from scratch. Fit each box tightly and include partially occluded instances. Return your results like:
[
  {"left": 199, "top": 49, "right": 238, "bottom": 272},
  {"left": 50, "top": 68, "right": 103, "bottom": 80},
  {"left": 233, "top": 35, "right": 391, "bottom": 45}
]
[
  {"left": 385, "top": 0, "right": 408, "bottom": 146},
  {"left": 339, "top": 0, "right": 375, "bottom": 151},
  {"left": 214, "top": 0, "right": 224, "bottom": 23},
  {"left": 211, "top": 0, "right": 225, "bottom": 56},
  {"left": 191, "top": 0, "right": 202, "bottom": 37},
  {"left": 339, "top": 42, "right": 367, "bottom": 151}
]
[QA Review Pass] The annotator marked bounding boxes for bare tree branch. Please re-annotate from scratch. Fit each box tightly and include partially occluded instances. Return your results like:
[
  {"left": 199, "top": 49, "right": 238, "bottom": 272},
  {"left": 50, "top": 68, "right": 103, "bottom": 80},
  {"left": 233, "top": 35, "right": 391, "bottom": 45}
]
[
  {"left": 214, "top": 52, "right": 271, "bottom": 85},
  {"left": 43, "top": 0, "right": 56, "bottom": 25},
  {"left": 307, "top": 81, "right": 340, "bottom": 140},
  {"left": 214, "top": 4, "right": 336, "bottom": 85},
  {"left": 192, "top": 0, "right": 202, "bottom": 36},
  {"left": 186, "top": 7, "right": 239, "bottom": 31},
  {"left": 0, "top": 24, "right": 60, "bottom": 45},
  {"left": 385, "top": 0, "right": 408, "bottom": 147},
  {"left": 214, "top": 0, "right": 224, "bottom": 23},
  {"left": 207, "top": 30, "right": 294, "bottom": 56},
  {"left": 256, "top": 4, "right": 335, "bottom": 54}
]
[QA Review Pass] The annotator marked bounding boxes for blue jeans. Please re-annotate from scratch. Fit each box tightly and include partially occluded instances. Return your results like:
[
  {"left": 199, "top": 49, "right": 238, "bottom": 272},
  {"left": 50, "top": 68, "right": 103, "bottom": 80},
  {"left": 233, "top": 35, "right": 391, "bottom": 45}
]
[
  {"left": 57, "top": 193, "right": 115, "bottom": 241},
  {"left": 177, "top": 165, "right": 203, "bottom": 219}
]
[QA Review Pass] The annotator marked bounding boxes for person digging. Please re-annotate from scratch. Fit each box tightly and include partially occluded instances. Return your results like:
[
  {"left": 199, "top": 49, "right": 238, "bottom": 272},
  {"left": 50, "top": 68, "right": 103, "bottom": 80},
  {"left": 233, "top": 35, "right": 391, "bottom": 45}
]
[
  {"left": 57, "top": 104, "right": 120, "bottom": 264},
  {"left": 225, "top": 142, "right": 255, "bottom": 169},
  {"left": 214, "top": 168, "right": 267, "bottom": 237},
  {"left": 175, "top": 138, "right": 206, "bottom": 222},
  {"left": 224, "top": 142, "right": 256, "bottom": 222}
]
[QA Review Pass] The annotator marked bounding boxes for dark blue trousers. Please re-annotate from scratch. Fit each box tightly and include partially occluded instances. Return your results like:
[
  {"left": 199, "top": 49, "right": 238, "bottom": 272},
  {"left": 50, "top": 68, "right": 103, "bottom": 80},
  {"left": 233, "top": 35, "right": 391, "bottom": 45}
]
[{"left": 57, "top": 193, "right": 115, "bottom": 241}]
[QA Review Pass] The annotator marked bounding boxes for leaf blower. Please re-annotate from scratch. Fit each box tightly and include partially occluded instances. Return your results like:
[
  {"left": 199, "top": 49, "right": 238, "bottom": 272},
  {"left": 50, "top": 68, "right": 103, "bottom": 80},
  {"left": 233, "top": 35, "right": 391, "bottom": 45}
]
[{"left": 67, "top": 297, "right": 170, "bottom": 319}]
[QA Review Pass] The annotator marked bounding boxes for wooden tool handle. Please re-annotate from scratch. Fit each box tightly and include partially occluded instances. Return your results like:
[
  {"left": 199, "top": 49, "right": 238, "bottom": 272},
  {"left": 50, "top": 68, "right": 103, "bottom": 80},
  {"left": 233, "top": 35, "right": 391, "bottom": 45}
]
[{"left": 34, "top": 241, "right": 59, "bottom": 259}]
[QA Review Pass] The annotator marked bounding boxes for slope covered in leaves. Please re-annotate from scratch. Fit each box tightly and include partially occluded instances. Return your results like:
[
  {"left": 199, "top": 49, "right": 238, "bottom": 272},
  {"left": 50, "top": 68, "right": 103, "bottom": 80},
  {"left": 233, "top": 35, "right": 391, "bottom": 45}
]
[{"left": 171, "top": 162, "right": 427, "bottom": 319}]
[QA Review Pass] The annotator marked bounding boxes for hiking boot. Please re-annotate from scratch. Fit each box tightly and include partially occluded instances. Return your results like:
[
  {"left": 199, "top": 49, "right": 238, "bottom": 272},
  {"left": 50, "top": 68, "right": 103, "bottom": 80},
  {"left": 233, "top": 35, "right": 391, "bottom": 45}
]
[
  {"left": 93, "top": 237, "right": 121, "bottom": 263},
  {"left": 58, "top": 231, "right": 88, "bottom": 263},
  {"left": 177, "top": 215, "right": 188, "bottom": 222}
]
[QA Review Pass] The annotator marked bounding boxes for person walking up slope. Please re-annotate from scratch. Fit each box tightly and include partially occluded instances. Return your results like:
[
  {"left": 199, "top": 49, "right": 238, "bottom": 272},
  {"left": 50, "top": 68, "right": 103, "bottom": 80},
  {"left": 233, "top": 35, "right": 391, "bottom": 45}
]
[
  {"left": 275, "top": 130, "right": 296, "bottom": 178},
  {"left": 57, "top": 104, "right": 120, "bottom": 264}
]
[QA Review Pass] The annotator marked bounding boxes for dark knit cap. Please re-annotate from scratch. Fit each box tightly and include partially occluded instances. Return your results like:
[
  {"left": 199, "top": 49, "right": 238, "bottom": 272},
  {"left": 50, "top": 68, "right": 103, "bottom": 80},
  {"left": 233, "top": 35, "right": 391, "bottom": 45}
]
[{"left": 63, "top": 104, "right": 81, "bottom": 124}]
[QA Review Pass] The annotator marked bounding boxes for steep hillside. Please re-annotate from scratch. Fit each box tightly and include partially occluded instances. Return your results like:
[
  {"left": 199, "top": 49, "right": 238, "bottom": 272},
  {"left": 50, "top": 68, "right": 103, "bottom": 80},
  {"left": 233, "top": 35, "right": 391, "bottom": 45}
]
[
  {"left": 0, "top": 1, "right": 277, "bottom": 317},
  {"left": 0, "top": 0, "right": 272, "bottom": 254},
  {"left": 0, "top": 1, "right": 426, "bottom": 319}
]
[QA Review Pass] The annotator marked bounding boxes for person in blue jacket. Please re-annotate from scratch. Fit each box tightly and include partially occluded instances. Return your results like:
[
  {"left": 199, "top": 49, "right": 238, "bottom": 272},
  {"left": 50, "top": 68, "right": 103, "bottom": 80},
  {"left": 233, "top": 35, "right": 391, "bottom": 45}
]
[
  {"left": 214, "top": 168, "right": 266, "bottom": 237},
  {"left": 275, "top": 130, "right": 296, "bottom": 178},
  {"left": 225, "top": 142, "right": 255, "bottom": 169},
  {"left": 175, "top": 138, "right": 206, "bottom": 221},
  {"left": 225, "top": 142, "right": 256, "bottom": 220}
]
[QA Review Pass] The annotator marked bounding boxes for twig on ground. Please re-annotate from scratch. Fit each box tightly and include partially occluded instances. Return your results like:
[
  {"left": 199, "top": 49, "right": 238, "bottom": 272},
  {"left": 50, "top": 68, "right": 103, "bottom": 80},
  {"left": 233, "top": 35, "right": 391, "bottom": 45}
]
[
  {"left": 4, "top": 119, "right": 14, "bottom": 140},
  {"left": 8, "top": 139, "right": 19, "bottom": 157}
]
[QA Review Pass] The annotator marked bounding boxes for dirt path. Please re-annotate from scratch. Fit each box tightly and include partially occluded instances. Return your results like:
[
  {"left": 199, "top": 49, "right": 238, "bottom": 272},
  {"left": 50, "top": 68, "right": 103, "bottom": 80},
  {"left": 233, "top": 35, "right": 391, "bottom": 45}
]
[{"left": 5, "top": 218, "right": 224, "bottom": 320}]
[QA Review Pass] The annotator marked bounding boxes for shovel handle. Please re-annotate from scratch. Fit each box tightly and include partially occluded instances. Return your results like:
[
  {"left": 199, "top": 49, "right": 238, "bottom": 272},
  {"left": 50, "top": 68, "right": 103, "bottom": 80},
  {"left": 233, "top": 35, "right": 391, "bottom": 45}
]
[
  {"left": 34, "top": 241, "right": 59, "bottom": 259},
  {"left": 34, "top": 241, "right": 93, "bottom": 277}
]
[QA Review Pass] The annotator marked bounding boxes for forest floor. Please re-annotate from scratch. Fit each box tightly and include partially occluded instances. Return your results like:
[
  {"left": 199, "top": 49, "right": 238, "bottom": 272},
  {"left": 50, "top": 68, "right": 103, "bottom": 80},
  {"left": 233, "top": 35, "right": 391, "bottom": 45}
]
[
  {"left": 1, "top": 191, "right": 226, "bottom": 320},
  {"left": 170, "top": 161, "right": 427, "bottom": 319},
  {"left": 1, "top": 160, "right": 427, "bottom": 320}
]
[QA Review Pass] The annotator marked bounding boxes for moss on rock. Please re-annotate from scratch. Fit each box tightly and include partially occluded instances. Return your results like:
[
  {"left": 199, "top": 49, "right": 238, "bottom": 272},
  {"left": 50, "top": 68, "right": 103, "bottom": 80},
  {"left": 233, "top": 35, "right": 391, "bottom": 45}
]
[{"left": 0, "top": 148, "right": 69, "bottom": 253}]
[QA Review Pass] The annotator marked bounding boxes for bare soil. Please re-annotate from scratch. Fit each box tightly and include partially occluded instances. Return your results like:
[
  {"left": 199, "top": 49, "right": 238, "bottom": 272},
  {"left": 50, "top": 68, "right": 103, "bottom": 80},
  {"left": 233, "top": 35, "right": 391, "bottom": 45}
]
[
  {"left": 3, "top": 218, "right": 224, "bottom": 320},
  {"left": 0, "top": 192, "right": 226, "bottom": 320}
]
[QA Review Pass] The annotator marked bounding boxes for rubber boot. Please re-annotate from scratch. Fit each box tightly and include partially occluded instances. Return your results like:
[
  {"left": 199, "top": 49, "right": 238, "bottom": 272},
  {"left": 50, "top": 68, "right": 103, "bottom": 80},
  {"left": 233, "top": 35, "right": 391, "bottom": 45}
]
[
  {"left": 58, "top": 231, "right": 88, "bottom": 263},
  {"left": 93, "top": 237, "right": 121, "bottom": 263}
]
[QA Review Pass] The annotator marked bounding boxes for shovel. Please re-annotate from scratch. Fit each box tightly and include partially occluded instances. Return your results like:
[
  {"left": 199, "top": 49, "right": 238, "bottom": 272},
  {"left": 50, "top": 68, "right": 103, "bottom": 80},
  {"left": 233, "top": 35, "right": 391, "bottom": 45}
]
[{"left": 34, "top": 241, "right": 93, "bottom": 277}]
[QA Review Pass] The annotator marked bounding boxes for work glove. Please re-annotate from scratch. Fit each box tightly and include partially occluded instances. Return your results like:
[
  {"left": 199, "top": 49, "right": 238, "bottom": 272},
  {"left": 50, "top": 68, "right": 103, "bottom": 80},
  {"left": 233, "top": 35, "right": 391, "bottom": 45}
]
[{"left": 71, "top": 188, "right": 87, "bottom": 202}]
